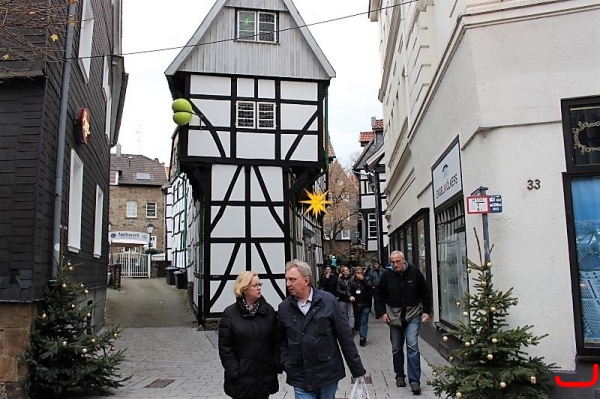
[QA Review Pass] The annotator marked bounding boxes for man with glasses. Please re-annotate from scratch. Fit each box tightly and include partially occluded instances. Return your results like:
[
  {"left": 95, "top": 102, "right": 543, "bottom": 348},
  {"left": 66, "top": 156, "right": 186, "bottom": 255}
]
[
  {"left": 278, "top": 259, "right": 366, "bottom": 399},
  {"left": 375, "top": 251, "right": 432, "bottom": 395}
]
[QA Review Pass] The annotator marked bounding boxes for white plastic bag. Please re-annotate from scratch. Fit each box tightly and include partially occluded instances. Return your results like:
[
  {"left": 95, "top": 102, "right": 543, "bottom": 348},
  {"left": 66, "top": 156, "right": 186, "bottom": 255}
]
[{"left": 349, "top": 376, "right": 370, "bottom": 399}]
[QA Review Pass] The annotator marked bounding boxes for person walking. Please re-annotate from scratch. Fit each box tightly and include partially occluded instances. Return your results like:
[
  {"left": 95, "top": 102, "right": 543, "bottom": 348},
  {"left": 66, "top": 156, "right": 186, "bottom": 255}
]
[
  {"left": 336, "top": 265, "right": 356, "bottom": 332},
  {"left": 350, "top": 267, "right": 372, "bottom": 346},
  {"left": 317, "top": 266, "right": 338, "bottom": 297},
  {"left": 278, "top": 259, "right": 366, "bottom": 399},
  {"left": 365, "top": 259, "right": 384, "bottom": 308},
  {"left": 375, "top": 251, "right": 432, "bottom": 395},
  {"left": 218, "top": 271, "right": 279, "bottom": 399}
]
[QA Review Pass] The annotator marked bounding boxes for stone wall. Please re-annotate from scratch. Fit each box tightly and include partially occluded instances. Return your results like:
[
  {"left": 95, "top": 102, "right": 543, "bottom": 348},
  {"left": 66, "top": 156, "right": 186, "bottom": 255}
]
[{"left": 0, "top": 303, "right": 35, "bottom": 399}]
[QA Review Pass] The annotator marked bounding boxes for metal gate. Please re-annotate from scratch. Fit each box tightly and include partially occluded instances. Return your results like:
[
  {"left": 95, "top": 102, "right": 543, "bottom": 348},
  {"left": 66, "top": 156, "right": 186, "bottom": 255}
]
[{"left": 109, "top": 252, "right": 150, "bottom": 278}]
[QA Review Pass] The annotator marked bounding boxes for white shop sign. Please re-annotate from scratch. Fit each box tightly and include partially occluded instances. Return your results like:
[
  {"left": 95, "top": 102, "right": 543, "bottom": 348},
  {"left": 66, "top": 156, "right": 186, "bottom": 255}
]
[{"left": 432, "top": 141, "right": 463, "bottom": 208}]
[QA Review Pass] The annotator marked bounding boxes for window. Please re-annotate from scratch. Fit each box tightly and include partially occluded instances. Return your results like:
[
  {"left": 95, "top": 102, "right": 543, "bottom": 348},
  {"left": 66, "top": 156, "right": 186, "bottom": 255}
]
[
  {"left": 109, "top": 170, "right": 119, "bottom": 185},
  {"left": 258, "top": 103, "right": 275, "bottom": 128},
  {"left": 340, "top": 229, "right": 350, "bottom": 240},
  {"left": 136, "top": 172, "right": 151, "bottom": 180},
  {"left": 390, "top": 211, "right": 430, "bottom": 282},
  {"left": 237, "top": 101, "right": 255, "bottom": 128},
  {"left": 146, "top": 202, "right": 157, "bottom": 218},
  {"left": 67, "top": 150, "right": 84, "bottom": 252},
  {"left": 368, "top": 213, "right": 377, "bottom": 239},
  {"left": 103, "top": 56, "right": 112, "bottom": 139},
  {"left": 78, "top": 0, "right": 95, "bottom": 80},
  {"left": 237, "top": 10, "right": 277, "bottom": 43},
  {"left": 435, "top": 200, "right": 468, "bottom": 328},
  {"left": 236, "top": 101, "right": 275, "bottom": 129},
  {"left": 364, "top": 178, "right": 373, "bottom": 194},
  {"left": 562, "top": 96, "right": 600, "bottom": 354},
  {"left": 126, "top": 201, "right": 137, "bottom": 218},
  {"left": 93, "top": 186, "right": 104, "bottom": 257}
]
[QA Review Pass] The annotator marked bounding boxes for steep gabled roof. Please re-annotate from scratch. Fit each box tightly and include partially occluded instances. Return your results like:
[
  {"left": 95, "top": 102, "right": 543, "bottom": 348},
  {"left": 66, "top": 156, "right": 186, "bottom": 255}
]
[{"left": 164, "top": 0, "right": 335, "bottom": 78}]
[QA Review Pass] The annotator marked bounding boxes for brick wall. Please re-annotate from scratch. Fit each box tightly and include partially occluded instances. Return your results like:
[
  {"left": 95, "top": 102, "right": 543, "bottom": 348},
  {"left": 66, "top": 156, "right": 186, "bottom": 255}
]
[
  {"left": 0, "top": 303, "right": 35, "bottom": 399},
  {"left": 109, "top": 185, "right": 166, "bottom": 251}
]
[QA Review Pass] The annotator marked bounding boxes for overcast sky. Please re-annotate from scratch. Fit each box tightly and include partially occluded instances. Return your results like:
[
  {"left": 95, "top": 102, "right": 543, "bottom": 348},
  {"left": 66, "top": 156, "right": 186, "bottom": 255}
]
[{"left": 118, "top": 0, "right": 382, "bottom": 168}]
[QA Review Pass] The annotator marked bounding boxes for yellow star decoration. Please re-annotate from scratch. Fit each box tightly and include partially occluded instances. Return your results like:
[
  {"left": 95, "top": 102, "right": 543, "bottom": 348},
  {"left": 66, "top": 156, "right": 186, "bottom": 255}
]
[
  {"left": 299, "top": 189, "right": 333, "bottom": 217},
  {"left": 50, "top": 34, "right": 59, "bottom": 42}
]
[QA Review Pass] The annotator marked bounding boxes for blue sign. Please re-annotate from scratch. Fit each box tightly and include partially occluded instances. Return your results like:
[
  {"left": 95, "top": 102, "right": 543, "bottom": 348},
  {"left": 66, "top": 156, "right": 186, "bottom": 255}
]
[{"left": 489, "top": 195, "right": 502, "bottom": 213}]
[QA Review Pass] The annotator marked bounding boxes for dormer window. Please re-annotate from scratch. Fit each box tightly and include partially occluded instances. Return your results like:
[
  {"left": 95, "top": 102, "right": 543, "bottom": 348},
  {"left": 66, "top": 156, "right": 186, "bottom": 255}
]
[{"left": 237, "top": 10, "right": 277, "bottom": 43}]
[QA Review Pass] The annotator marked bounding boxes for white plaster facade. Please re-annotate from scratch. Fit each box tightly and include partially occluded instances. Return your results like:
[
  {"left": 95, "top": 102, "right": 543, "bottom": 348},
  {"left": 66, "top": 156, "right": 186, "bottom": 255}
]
[{"left": 370, "top": 0, "right": 600, "bottom": 377}]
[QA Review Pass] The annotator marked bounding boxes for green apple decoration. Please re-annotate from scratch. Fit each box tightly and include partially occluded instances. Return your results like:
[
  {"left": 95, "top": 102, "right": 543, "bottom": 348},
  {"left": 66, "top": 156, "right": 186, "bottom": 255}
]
[{"left": 172, "top": 98, "right": 194, "bottom": 126}]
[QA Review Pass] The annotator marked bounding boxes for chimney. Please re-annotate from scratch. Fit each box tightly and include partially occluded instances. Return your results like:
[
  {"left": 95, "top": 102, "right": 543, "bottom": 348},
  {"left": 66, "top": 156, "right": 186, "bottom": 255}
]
[
  {"left": 371, "top": 117, "right": 376, "bottom": 128},
  {"left": 116, "top": 144, "right": 121, "bottom": 157}
]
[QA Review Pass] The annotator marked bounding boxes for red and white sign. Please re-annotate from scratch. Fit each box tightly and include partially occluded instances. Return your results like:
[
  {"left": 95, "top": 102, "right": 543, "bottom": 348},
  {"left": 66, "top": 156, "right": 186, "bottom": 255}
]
[{"left": 466, "top": 195, "right": 490, "bottom": 214}]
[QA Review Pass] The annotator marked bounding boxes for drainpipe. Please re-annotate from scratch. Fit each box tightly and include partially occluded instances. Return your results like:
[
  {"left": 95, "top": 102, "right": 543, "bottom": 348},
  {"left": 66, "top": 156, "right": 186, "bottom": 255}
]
[{"left": 51, "top": 2, "right": 77, "bottom": 278}]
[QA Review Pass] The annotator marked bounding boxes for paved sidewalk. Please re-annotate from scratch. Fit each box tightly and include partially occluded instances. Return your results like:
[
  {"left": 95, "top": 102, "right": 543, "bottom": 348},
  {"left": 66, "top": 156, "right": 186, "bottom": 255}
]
[{"left": 81, "top": 278, "right": 447, "bottom": 399}]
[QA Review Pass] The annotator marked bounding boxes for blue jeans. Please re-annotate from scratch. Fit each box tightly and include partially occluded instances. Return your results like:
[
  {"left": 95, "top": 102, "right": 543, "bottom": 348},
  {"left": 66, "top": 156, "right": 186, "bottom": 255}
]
[
  {"left": 293, "top": 381, "right": 338, "bottom": 399},
  {"left": 389, "top": 316, "right": 422, "bottom": 384},
  {"left": 355, "top": 306, "right": 370, "bottom": 339}
]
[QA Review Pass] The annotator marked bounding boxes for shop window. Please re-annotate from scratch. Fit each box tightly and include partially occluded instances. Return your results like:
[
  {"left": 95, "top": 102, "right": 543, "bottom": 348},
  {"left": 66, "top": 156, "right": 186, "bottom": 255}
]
[
  {"left": 435, "top": 201, "right": 468, "bottom": 327},
  {"left": 563, "top": 96, "right": 600, "bottom": 354},
  {"left": 389, "top": 210, "right": 430, "bottom": 282}
]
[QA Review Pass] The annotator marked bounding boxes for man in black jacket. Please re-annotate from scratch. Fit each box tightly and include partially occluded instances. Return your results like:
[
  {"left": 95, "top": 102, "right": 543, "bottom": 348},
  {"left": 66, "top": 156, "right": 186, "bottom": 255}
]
[
  {"left": 375, "top": 251, "right": 432, "bottom": 395},
  {"left": 278, "top": 259, "right": 366, "bottom": 399}
]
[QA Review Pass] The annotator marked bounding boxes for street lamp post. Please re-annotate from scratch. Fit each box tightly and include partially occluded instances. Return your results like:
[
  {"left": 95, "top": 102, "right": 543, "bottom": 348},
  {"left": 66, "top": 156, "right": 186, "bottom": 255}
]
[{"left": 146, "top": 223, "right": 154, "bottom": 251}]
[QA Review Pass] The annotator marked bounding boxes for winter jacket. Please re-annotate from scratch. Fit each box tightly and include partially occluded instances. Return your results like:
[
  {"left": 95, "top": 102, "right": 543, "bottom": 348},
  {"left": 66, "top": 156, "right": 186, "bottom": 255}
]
[
  {"left": 374, "top": 263, "right": 433, "bottom": 324},
  {"left": 336, "top": 275, "right": 357, "bottom": 302},
  {"left": 278, "top": 289, "right": 366, "bottom": 391},
  {"left": 218, "top": 297, "right": 279, "bottom": 399},
  {"left": 350, "top": 279, "right": 373, "bottom": 311},
  {"left": 318, "top": 274, "right": 338, "bottom": 297}
]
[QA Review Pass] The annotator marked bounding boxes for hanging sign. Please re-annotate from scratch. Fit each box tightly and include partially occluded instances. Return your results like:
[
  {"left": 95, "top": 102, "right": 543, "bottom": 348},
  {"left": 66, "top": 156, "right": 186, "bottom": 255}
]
[
  {"left": 75, "top": 107, "right": 91, "bottom": 144},
  {"left": 432, "top": 141, "right": 462, "bottom": 208},
  {"left": 489, "top": 195, "right": 503, "bottom": 213}
]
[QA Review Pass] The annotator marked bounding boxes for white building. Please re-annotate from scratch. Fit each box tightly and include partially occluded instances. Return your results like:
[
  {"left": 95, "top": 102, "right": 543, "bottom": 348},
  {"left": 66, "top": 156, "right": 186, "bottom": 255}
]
[
  {"left": 369, "top": 0, "right": 600, "bottom": 394},
  {"left": 164, "top": 0, "right": 334, "bottom": 323}
]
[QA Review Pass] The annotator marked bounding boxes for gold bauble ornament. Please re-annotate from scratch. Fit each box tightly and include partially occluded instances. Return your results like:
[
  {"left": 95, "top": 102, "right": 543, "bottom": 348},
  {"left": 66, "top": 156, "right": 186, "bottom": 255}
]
[
  {"left": 487, "top": 353, "right": 494, "bottom": 360},
  {"left": 467, "top": 268, "right": 472, "bottom": 273},
  {"left": 62, "top": 283, "right": 67, "bottom": 288},
  {"left": 456, "top": 393, "right": 462, "bottom": 399},
  {"left": 500, "top": 382, "right": 506, "bottom": 388},
  {"left": 68, "top": 266, "right": 73, "bottom": 271},
  {"left": 62, "top": 340, "right": 67, "bottom": 346},
  {"left": 432, "top": 371, "right": 438, "bottom": 377},
  {"left": 82, "top": 348, "right": 87, "bottom": 354},
  {"left": 492, "top": 338, "right": 498, "bottom": 344},
  {"left": 84, "top": 289, "right": 89, "bottom": 294},
  {"left": 443, "top": 336, "right": 448, "bottom": 342},
  {"left": 71, "top": 303, "right": 76, "bottom": 308},
  {"left": 530, "top": 376, "right": 537, "bottom": 384},
  {"left": 490, "top": 306, "right": 497, "bottom": 313},
  {"left": 86, "top": 312, "right": 91, "bottom": 318},
  {"left": 448, "top": 356, "right": 454, "bottom": 362},
  {"left": 456, "top": 301, "right": 461, "bottom": 307},
  {"left": 526, "top": 338, "right": 532, "bottom": 344},
  {"left": 91, "top": 338, "right": 96, "bottom": 344},
  {"left": 462, "top": 311, "right": 468, "bottom": 317},
  {"left": 41, "top": 313, "right": 47, "bottom": 319},
  {"left": 480, "top": 281, "right": 487, "bottom": 287},
  {"left": 113, "top": 332, "right": 119, "bottom": 339},
  {"left": 110, "top": 346, "right": 115, "bottom": 351},
  {"left": 465, "top": 342, "right": 471, "bottom": 347},
  {"left": 486, "top": 262, "right": 492, "bottom": 268}
]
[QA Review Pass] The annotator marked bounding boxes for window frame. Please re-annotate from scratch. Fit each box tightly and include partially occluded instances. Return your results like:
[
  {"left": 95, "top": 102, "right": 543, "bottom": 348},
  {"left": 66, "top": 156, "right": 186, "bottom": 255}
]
[
  {"left": 562, "top": 95, "right": 600, "bottom": 356},
  {"left": 67, "top": 150, "right": 84, "bottom": 253},
  {"left": 236, "top": 101, "right": 255, "bottom": 128},
  {"left": 78, "top": 0, "right": 95, "bottom": 80},
  {"left": 367, "top": 213, "right": 377, "bottom": 239},
  {"left": 103, "top": 55, "right": 112, "bottom": 139},
  {"left": 146, "top": 202, "right": 157, "bottom": 218},
  {"left": 257, "top": 102, "right": 276, "bottom": 129},
  {"left": 126, "top": 201, "right": 137, "bottom": 218},
  {"left": 93, "top": 186, "right": 104, "bottom": 257},
  {"left": 236, "top": 10, "right": 278, "bottom": 43}
]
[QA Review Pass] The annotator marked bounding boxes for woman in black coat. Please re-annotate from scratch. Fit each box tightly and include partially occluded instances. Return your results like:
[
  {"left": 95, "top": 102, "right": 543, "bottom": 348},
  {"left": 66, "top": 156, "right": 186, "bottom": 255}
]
[{"left": 218, "top": 271, "right": 279, "bottom": 399}]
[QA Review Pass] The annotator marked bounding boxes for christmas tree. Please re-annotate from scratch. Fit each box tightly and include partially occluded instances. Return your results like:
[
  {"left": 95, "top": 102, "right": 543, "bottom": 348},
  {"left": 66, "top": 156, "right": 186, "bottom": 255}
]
[
  {"left": 429, "top": 230, "right": 554, "bottom": 399},
  {"left": 24, "top": 260, "right": 130, "bottom": 398}
]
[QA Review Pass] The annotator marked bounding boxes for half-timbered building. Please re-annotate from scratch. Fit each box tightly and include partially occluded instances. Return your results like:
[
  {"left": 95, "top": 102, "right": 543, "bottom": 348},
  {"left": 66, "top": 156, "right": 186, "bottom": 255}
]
[{"left": 164, "top": 0, "right": 334, "bottom": 323}]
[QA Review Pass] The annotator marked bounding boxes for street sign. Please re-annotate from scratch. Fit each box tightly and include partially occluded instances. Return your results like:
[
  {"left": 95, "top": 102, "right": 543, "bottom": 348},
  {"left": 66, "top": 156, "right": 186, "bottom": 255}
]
[
  {"left": 466, "top": 195, "right": 490, "bottom": 214},
  {"left": 489, "top": 195, "right": 503, "bottom": 213}
]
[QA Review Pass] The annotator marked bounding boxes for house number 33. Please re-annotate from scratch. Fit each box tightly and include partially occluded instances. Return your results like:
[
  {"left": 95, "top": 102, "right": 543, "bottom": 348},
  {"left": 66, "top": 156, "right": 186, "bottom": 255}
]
[{"left": 527, "top": 179, "right": 541, "bottom": 190}]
